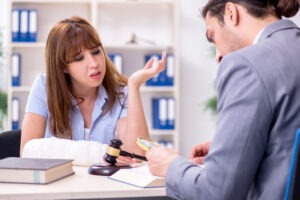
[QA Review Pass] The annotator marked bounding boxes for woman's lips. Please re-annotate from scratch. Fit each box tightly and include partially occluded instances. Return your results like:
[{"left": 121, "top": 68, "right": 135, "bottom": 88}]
[{"left": 90, "top": 72, "right": 101, "bottom": 80}]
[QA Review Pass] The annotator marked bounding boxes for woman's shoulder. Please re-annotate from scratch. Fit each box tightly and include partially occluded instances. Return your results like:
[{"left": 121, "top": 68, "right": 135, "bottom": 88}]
[
  {"left": 31, "top": 73, "right": 46, "bottom": 91},
  {"left": 33, "top": 73, "right": 46, "bottom": 84}
]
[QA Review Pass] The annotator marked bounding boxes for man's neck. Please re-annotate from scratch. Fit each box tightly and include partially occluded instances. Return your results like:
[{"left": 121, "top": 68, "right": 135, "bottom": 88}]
[{"left": 246, "top": 15, "right": 279, "bottom": 44}]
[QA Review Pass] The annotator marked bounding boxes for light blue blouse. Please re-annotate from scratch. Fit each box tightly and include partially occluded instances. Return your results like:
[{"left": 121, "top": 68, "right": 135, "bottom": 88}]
[{"left": 25, "top": 74, "right": 128, "bottom": 143}]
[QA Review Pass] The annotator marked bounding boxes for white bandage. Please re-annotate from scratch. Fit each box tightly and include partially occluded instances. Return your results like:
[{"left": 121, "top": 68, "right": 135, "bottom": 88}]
[{"left": 22, "top": 137, "right": 107, "bottom": 166}]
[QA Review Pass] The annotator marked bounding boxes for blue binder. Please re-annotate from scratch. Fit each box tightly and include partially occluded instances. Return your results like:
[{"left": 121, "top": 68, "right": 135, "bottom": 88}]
[
  {"left": 167, "top": 98, "right": 175, "bottom": 129},
  {"left": 28, "top": 9, "right": 38, "bottom": 42},
  {"left": 19, "top": 9, "right": 29, "bottom": 42},
  {"left": 152, "top": 97, "right": 168, "bottom": 129},
  {"left": 12, "top": 9, "right": 20, "bottom": 42},
  {"left": 108, "top": 53, "right": 122, "bottom": 74},
  {"left": 12, "top": 97, "right": 20, "bottom": 130},
  {"left": 166, "top": 54, "right": 175, "bottom": 86},
  {"left": 11, "top": 53, "right": 21, "bottom": 86}
]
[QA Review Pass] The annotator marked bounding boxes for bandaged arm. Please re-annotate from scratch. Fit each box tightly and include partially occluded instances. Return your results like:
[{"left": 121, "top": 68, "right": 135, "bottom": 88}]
[{"left": 21, "top": 137, "right": 107, "bottom": 166}]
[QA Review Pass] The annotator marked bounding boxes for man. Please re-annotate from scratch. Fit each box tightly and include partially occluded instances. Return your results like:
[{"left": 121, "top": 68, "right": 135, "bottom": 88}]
[{"left": 146, "top": 0, "right": 300, "bottom": 199}]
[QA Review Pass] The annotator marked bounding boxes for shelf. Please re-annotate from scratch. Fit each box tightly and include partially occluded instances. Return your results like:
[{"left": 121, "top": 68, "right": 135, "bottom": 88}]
[
  {"left": 11, "top": 43, "right": 174, "bottom": 51},
  {"left": 10, "top": 86, "right": 31, "bottom": 93},
  {"left": 12, "top": 0, "right": 91, "bottom": 3},
  {"left": 141, "top": 86, "right": 175, "bottom": 92},
  {"left": 105, "top": 44, "right": 174, "bottom": 51},
  {"left": 12, "top": 42, "right": 45, "bottom": 48},
  {"left": 9, "top": 86, "right": 175, "bottom": 93},
  {"left": 98, "top": 0, "right": 173, "bottom": 5},
  {"left": 149, "top": 129, "right": 175, "bottom": 136}
]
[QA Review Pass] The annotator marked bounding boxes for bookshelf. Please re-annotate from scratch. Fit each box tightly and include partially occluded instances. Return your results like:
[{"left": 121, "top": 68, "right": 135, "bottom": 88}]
[{"left": 6, "top": 0, "right": 180, "bottom": 150}]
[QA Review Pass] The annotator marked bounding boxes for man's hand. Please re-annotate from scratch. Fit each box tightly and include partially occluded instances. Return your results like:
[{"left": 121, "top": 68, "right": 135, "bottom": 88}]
[
  {"left": 146, "top": 147, "right": 179, "bottom": 177},
  {"left": 190, "top": 141, "right": 211, "bottom": 164}
]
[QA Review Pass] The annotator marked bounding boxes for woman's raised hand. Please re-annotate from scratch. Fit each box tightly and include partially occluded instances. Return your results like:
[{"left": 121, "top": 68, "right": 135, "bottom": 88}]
[{"left": 128, "top": 51, "right": 167, "bottom": 88}]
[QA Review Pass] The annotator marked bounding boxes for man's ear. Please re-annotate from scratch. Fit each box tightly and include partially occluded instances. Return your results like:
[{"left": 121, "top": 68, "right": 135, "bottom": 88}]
[{"left": 224, "top": 2, "right": 239, "bottom": 26}]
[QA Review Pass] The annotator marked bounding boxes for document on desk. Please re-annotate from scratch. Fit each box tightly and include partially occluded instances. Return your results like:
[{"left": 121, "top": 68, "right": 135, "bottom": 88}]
[{"left": 109, "top": 165, "right": 165, "bottom": 188}]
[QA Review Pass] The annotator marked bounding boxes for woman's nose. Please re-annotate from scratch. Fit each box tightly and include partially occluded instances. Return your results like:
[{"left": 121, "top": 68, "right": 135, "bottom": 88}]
[{"left": 86, "top": 53, "right": 98, "bottom": 67}]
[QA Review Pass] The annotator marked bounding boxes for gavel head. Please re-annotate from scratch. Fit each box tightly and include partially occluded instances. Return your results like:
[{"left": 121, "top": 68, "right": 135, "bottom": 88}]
[{"left": 103, "top": 139, "right": 123, "bottom": 165}]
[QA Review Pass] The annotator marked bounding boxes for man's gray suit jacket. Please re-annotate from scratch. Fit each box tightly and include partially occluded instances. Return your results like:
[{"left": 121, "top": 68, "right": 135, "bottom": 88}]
[{"left": 166, "top": 19, "right": 300, "bottom": 200}]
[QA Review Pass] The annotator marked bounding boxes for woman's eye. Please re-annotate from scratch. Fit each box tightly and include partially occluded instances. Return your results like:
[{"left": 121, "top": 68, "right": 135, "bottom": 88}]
[
  {"left": 92, "top": 49, "right": 101, "bottom": 55},
  {"left": 73, "top": 55, "right": 84, "bottom": 62}
]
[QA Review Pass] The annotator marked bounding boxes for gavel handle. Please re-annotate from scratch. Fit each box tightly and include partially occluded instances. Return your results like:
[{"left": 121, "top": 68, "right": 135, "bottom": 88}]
[{"left": 120, "top": 150, "right": 147, "bottom": 161}]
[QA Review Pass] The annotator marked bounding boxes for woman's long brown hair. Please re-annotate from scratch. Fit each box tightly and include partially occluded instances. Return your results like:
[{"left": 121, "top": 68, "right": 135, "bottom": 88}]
[{"left": 45, "top": 16, "right": 127, "bottom": 138}]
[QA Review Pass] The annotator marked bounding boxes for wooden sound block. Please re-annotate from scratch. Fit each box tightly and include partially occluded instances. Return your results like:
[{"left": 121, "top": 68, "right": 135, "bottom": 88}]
[{"left": 88, "top": 164, "right": 131, "bottom": 176}]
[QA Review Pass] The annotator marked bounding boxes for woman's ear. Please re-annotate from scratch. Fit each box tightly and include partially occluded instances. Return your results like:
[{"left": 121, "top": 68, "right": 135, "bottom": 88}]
[{"left": 224, "top": 2, "right": 239, "bottom": 26}]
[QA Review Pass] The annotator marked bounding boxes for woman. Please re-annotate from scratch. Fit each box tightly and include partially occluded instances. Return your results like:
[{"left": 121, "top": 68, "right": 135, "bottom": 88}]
[{"left": 21, "top": 16, "right": 166, "bottom": 165}]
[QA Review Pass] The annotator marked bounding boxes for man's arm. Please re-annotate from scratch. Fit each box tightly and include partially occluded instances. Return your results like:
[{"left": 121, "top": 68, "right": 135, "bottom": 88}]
[{"left": 149, "top": 53, "right": 273, "bottom": 200}]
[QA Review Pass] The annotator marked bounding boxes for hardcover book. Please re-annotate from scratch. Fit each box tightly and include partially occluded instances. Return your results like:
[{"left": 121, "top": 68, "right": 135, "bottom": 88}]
[{"left": 0, "top": 157, "right": 74, "bottom": 184}]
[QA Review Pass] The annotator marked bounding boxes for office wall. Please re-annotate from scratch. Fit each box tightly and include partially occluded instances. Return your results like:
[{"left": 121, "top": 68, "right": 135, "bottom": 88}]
[{"left": 178, "top": 0, "right": 217, "bottom": 157}]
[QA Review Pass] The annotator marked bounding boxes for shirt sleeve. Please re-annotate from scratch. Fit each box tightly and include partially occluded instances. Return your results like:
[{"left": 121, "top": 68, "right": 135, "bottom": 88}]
[
  {"left": 166, "top": 53, "right": 273, "bottom": 200},
  {"left": 25, "top": 74, "right": 48, "bottom": 117}
]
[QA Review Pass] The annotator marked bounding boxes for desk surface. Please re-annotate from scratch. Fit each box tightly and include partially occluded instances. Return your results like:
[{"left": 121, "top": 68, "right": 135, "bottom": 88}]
[{"left": 0, "top": 166, "right": 166, "bottom": 200}]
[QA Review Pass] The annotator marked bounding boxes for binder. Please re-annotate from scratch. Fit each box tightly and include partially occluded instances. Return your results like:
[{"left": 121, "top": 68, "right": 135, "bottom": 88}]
[
  {"left": 12, "top": 9, "right": 20, "bottom": 42},
  {"left": 11, "top": 53, "right": 21, "bottom": 86},
  {"left": 166, "top": 54, "right": 175, "bottom": 86},
  {"left": 19, "top": 9, "right": 29, "bottom": 42},
  {"left": 152, "top": 98, "right": 160, "bottom": 129},
  {"left": 28, "top": 9, "right": 37, "bottom": 42},
  {"left": 145, "top": 54, "right": 160, "bottom": 86},
  {"left": 167, "top": 98, "right": 175, "bottom": 129},
  {"left": 12, "top": 97, "right": 20, "bottom": 130},
  {"left": 166, "top": 141, "right": 174, "bottom": 149},
  {"left": 109, "top": 53, "right": 122, "bottom": 74},
  {"left": 152, "top": 98, "right": 168, "bottom": 129}
]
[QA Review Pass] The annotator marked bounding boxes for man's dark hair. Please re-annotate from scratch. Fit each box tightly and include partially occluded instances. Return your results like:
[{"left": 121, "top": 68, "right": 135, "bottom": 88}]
[{"left": 202, "top": 0, "right": 299, "bottom": 23}]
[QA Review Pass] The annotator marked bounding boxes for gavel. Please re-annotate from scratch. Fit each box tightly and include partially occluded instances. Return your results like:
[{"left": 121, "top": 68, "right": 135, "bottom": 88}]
[
  {"left": 103, "top": 139, "right": 147, "bottom": 165},
  {"left": 89, "top": 138, "right": 154, "bottom": 176}
]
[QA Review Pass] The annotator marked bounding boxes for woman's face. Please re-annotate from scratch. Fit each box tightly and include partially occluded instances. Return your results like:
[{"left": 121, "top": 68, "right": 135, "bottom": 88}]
[{"left": 66, "top": 46, "right": 106, "bottom": 93}]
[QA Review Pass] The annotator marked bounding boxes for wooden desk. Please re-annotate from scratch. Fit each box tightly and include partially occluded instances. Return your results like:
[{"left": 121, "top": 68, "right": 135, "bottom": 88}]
[{"left": 0, "top": 166, "right": 167, "bottom": 200}]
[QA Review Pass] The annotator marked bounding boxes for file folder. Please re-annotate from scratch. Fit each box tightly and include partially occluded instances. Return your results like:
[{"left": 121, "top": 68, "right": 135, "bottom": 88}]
[
  {"left": 166, "top": 54, "right": 175, "bottom": 86},
  {"left": 12, "top": 9, "right": 20, "bottom": 42},
  {"left": 109, "top": 53, "right": 122, "bottom": 74},
  {"left": 12, "top": 97, "right": 20, "bottom": 130},
  {"left": 167, "top": 98, "right": 175, "bottom": 129},
  {"left": 152, "top": 98, "right": 168, "bottom": 129},
  {"left": 11, "top": 53, "right": 21, "bottom": 86},
  {"left": 20, "top": 10, "right": 29, "bottom": 42},
  {"left": 28, "top": 9, "right": 37, "bottom": 42}
]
